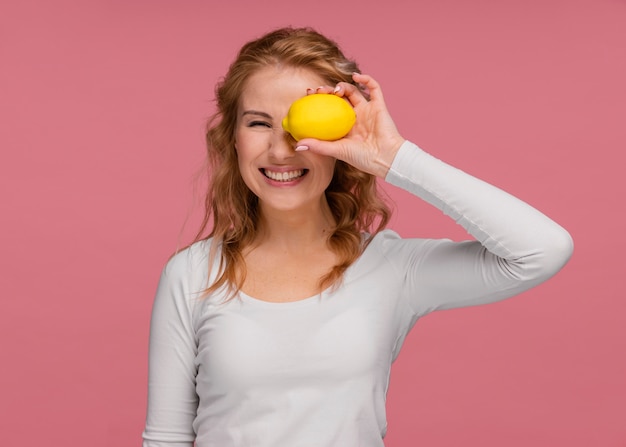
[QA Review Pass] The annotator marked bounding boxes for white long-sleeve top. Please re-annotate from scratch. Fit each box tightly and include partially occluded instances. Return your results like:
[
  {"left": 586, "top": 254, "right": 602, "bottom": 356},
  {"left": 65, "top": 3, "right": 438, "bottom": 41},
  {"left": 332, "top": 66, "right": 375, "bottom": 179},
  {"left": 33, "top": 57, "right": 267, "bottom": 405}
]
[{"left": 142, "top": 141, "right": 573, "bottom": 447}]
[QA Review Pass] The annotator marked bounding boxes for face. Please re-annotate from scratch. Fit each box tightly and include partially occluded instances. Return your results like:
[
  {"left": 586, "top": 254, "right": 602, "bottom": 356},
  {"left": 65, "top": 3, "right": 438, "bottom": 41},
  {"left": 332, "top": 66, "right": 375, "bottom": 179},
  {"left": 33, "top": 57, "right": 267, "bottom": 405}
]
[{"left": 234, "top": 66, "right": 336, "bottom": 217}]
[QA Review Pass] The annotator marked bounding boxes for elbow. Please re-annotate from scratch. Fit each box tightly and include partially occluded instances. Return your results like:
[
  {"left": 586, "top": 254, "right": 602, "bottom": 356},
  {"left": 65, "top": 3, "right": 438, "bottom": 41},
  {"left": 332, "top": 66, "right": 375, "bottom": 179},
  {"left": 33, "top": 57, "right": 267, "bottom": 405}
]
[
  {"left": 506, "top": 226, "right": 574, "bottom": 285},
  {"left": 547, "top": 226, "right": 574, "bottom": 271},
  {"left": 530, "top": 226, "right": 574, "bottom": 282}
]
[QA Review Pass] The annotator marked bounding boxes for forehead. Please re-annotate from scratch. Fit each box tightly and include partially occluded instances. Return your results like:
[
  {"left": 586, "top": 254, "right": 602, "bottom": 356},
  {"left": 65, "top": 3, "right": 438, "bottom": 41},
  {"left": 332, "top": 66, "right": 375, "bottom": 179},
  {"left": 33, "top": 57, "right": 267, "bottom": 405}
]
[{"left": 239, "top": 66, "right": 328, "bottom": 111}]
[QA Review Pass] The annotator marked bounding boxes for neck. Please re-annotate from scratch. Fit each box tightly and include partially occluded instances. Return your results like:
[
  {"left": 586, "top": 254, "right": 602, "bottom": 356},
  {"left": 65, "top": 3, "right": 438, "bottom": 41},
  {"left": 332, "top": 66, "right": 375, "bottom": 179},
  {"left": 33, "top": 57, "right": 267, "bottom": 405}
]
[{"left": 254, "top": 200, "right": 335, "bottom": 251}]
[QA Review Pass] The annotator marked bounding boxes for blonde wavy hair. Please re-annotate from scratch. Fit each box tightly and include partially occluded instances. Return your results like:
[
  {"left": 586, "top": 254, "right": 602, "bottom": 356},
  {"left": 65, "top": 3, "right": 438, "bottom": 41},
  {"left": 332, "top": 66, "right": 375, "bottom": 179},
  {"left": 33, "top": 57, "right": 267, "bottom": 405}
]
[{"left": 195, "top": 27, "right": 391, "bottom": 297}]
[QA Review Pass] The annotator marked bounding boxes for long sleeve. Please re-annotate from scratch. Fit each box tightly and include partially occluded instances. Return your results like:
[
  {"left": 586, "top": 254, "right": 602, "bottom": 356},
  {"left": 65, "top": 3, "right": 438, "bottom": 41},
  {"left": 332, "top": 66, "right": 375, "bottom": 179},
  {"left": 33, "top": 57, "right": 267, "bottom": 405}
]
[
  {"left": 142, "top": 250, "right": 201, "bottom": 447},
  {"left": 384, "top": 141, "right": 573, "bottom": 316}
]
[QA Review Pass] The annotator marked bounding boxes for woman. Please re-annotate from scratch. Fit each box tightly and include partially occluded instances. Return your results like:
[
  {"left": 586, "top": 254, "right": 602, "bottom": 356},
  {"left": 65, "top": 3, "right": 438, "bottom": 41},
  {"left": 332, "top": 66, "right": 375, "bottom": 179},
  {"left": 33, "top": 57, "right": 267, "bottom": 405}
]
[{"left": 142, "top": 27, "right": 573, "bottom": 447}]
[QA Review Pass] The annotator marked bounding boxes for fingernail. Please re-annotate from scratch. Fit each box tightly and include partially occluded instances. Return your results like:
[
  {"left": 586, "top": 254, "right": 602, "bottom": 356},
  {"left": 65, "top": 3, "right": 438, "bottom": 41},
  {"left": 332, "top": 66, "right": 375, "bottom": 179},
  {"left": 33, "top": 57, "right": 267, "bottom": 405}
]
[
  {"left": 295, "top": 145, "right": 309, "bottom": 151},
  {"left": 316, "top": 86, "right": 324, "bottom": 91},
  {"left": 333, "top": 85, "right": 341, "bottom": 93},
  {"left": 307, "top": 87, "right": 314, "bottom": 93}
]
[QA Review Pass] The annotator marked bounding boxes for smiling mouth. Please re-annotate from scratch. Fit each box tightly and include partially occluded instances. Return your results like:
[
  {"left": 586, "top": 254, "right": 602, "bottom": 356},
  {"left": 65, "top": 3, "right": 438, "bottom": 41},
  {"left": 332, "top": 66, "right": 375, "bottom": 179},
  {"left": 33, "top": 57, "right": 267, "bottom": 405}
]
[{"left": 261, "top": 168, "right": 308, "bottom": 182}]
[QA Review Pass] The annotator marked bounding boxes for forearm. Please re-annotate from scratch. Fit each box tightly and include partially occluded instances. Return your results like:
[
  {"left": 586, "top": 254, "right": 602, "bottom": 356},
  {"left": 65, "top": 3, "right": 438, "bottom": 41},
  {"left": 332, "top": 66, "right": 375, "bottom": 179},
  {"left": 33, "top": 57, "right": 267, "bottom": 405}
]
[{"left": 387, "top": 141, "right": 573, "bottom": 273}]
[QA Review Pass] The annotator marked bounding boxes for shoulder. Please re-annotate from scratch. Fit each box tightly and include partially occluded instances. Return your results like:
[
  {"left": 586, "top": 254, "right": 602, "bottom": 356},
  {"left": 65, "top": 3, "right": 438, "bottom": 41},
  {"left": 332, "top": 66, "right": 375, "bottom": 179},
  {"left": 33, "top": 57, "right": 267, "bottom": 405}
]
[
  {"left": 159, "top": 238, "right": 218, "bottom": 293},
  {"left": 361, "top": 229, "right": 446, "bottom": 269},
  {"left": 163, "top": 239, "right": 212, "bottom": 272},
  {"left": 366, "top": 229, "right": 439, "bottom": 254},
  {"left": 363, "top": 229, "right": 473, "bottom": 276}
]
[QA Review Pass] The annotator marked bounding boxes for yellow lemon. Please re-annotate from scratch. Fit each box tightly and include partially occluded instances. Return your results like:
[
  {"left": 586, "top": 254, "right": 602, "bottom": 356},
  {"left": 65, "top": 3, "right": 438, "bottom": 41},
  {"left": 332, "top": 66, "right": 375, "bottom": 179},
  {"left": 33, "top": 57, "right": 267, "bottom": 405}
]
[{"left": 282, "top": 94, "right": 356, "bottom": 141}]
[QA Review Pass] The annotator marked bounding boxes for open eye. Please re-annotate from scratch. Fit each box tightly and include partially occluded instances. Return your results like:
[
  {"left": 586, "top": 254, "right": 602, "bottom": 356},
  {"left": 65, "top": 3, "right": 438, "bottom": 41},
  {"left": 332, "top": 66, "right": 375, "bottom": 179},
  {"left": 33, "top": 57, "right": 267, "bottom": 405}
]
[{"left": 248, "top": 120, "right": 272, "bottom": 128}]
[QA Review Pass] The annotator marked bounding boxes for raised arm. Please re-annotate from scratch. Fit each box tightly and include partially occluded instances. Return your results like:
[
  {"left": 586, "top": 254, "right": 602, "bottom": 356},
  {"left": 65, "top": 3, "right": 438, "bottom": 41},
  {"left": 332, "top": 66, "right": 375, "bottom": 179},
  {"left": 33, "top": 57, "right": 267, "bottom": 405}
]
[
  {"left": 384, "top": 140, "right": 573, "bottom": 315},
  {"left": 299, "top": 73, "right": 573, "bottom": 315}
]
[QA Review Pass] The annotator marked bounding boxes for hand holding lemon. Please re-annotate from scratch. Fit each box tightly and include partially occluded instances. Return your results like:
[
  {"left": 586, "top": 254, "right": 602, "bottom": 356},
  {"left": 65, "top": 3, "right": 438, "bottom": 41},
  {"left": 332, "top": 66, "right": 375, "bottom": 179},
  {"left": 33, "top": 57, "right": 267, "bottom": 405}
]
[{"left": 285, "top": 74, "right": 405, "bottom": 179}]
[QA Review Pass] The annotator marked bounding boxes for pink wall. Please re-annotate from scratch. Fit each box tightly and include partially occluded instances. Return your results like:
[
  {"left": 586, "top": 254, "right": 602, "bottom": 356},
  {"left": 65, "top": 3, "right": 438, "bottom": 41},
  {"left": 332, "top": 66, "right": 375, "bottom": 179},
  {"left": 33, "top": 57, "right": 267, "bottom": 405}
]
[{"left": 1, "top": 0, "right": 624, "bottom": 445}]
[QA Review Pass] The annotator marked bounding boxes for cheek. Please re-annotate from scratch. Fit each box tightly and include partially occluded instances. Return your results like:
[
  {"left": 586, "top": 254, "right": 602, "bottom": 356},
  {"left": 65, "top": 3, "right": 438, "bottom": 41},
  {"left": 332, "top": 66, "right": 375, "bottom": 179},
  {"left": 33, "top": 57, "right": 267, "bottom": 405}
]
[
  {"left": 233, "top": 127, "right": 243, "bottom": 155},
  {"left": 232, "top": 134, "right": 250, "bottom": 185},
  {"left": 323, "top": 158, "right": 337, "bottom": 183},
  {"left": 236, "top": 153, "right": 255, "bottom": 189},
  {"left": 234, "top": 132, "right": 254, "bottom": 168},
  {"left": 234, "top": 128, "right": 268, "bottom": 160}
]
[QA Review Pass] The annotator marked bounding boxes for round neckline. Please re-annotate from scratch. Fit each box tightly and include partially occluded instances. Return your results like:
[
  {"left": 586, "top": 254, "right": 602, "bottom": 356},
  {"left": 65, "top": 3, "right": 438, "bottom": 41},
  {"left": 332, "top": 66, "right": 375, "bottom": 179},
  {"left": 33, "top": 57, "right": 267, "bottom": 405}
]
[
  {"left": 237, "top": 288, "right": 331, "bottom": 308},
  {"left": 231, "top": 232, "right": 379, "bottom": 308}
]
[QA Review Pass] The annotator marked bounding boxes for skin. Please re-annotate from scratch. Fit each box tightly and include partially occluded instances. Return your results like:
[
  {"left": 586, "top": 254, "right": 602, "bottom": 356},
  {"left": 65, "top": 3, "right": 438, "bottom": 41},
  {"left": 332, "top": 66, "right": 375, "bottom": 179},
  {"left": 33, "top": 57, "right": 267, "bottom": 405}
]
[{"left": 235, "top": 67, "right": 405, "bottom": 302}]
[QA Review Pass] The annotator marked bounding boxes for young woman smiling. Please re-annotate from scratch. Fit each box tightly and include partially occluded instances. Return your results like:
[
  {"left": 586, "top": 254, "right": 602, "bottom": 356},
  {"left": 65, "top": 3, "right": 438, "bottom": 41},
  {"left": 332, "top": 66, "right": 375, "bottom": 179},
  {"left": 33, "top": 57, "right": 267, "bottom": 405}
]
[{"left": 142, "top": 27, "right": 573, "bottom": 447}]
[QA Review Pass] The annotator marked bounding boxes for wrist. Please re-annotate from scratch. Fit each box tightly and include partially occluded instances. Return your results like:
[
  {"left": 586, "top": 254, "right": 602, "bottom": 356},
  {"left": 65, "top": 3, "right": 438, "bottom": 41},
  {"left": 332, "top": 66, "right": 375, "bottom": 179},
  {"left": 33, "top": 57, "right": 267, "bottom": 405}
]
[{"left": 376, "top": 137, "right": 405, "bottom": 178}]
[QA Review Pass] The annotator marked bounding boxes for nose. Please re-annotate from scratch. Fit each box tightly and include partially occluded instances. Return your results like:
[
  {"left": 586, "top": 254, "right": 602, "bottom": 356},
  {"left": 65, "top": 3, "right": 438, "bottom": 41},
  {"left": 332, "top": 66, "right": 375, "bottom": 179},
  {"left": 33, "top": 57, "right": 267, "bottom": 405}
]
[{"left": 267, "top": 129, "right": 296, "bottom": 161}]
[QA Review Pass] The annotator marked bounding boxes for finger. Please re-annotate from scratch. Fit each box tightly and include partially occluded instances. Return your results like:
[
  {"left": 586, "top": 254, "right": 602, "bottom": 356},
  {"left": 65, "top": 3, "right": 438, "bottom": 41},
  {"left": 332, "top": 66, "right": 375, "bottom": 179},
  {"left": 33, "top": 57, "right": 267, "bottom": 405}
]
[
  {"left": 306, "top": 85, "right": 335, "bottom": 95},
  {"left": 335, "top": 82, "right": 369, "bottom": 108},
  {"left": 295, "top": 137, "right": 344, "bottom": 159},
  {"left": 352, "top": 73, "right": 384, "bottom": 102}
]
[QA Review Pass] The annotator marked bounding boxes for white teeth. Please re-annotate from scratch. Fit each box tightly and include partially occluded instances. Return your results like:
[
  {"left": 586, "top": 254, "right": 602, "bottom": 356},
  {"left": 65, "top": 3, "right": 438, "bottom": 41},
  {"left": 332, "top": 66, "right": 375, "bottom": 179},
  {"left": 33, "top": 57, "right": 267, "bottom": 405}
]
[{"left": 264, "top": 169, "right": 304, "bottom": 182}]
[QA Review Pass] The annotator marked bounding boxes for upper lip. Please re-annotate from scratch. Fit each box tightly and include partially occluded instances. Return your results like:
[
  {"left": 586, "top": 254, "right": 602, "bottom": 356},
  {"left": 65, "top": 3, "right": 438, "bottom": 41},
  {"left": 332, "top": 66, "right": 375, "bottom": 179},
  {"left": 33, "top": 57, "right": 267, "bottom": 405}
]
[{"left": 261, "top": 166, "right": 305, "bottom": 172}]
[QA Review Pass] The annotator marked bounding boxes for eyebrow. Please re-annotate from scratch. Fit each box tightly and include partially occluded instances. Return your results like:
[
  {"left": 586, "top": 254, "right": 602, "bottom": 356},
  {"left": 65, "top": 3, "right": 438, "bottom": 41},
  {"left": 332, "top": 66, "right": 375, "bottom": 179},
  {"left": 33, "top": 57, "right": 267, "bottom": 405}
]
[{"left": 241, "top": 110, "right": 273, "bottom": 119}]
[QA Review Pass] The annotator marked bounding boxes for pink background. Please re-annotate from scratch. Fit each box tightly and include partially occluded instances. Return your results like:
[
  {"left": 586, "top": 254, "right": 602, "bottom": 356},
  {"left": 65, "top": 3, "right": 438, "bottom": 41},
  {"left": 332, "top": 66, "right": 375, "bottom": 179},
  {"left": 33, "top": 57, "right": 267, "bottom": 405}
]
[{"left": 1, "top": 0, "right": 625, "bottom": 446}]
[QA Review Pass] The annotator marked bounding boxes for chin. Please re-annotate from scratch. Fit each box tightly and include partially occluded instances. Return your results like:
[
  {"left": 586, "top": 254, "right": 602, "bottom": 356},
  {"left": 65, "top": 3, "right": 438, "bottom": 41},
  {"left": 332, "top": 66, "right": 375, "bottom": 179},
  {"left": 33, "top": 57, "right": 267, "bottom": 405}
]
[{"left": 260, "top": 195, "right": 323, "bottom": 214}]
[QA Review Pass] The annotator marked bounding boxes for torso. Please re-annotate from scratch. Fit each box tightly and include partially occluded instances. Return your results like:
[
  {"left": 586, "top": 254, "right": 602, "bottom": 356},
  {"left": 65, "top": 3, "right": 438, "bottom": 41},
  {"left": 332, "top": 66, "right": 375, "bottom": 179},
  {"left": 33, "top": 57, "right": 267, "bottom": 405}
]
[{"left": 192, "top": 234, "right": 406, "bottom": 447}]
